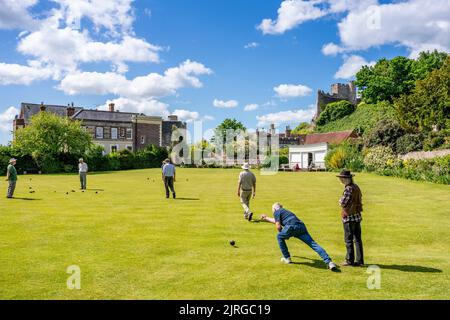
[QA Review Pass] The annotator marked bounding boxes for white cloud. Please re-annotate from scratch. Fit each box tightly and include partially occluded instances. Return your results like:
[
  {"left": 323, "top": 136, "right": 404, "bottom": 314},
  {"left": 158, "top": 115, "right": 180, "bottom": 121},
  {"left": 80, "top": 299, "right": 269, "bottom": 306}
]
[
  {"left": 173, "top": 109, "right": 200, "bottom": 123},
  {"left": 334, "top": 55, "right": 375, "bottom": 79},
  {"left": 336, "top": 0, "right": 450, "bottom": 57},
  {"left": 0, "top": 63, "right": 53, "bottom": 85},
  {"left": 257, "top": 105, "right": 316, "bottom": 126},
  {"left": 98, "top": 98, "right": 170, "bottom": 117},
  {"left": 322, "top": 42, "right": 345, "bottom": 56},
  {"left": 203, "top": 115, "right": 215, "bottom": 121},
  {"left": 0, "top": 0, "right": 38, "bottom": 30},
  {"left": 54, "top": 0, "right": 135, "bottom": 35},
  {"left": 0, "top": 106, "right": 19, "bottom": 132},
  {"left": 274, "top": 84, "right": 312, "bottom": 98},
  {"left": 244, "top": 104, "right": 259, "bottom": 111},
  {"left": 59, "top": 60, "right": 212, "bottom": 98},
  {"left": 259, "top": 0, "right": 450, "bottom": 58},
  {"left": 213, "top": 99, "right": 239, "bottom": 108},
  {"left": 244, "top": 42, "right": 259, "bottom": 49},
  {"left": 258, "top": 0, "right": 327, "bottom": 35}
]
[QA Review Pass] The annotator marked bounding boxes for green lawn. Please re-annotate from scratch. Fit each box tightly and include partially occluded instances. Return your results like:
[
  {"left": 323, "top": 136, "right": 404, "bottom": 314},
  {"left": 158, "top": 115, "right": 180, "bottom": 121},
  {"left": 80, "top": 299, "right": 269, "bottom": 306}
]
[{"left": 1, "top": 169, "right": 449, "bottom": 299}]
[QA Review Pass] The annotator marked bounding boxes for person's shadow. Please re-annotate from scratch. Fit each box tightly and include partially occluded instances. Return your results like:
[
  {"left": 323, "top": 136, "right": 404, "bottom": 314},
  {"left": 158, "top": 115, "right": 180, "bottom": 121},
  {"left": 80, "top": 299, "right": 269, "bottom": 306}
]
[
  {"left": 9, "top": 197, "right": 41, "bottom": 201},
  {"left": 292, "top": 256, "right": 442, "bottom": 273},
  {"left": 292, "top": 256, "right": 341, "bottom": 272},
  {"left": 174, "top": 197, "right": 200, "bottom": 201}
]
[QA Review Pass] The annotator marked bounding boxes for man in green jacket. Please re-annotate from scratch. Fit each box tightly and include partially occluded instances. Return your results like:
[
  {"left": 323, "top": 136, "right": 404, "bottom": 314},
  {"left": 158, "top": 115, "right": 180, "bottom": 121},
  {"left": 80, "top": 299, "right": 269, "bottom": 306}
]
[{"left": 5, "top": 158, "right": 17, "bottom": 198}]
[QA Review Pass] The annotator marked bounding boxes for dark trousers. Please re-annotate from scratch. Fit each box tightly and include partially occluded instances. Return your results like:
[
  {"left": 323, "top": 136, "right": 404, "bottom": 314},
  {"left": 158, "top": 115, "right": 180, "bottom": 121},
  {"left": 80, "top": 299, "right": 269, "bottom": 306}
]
[
  {"left": 164, "top": 176, "right": 175, "bottom": 198},
  {"left": 343, "top": 221, "right": 364, "bottom": 264}
]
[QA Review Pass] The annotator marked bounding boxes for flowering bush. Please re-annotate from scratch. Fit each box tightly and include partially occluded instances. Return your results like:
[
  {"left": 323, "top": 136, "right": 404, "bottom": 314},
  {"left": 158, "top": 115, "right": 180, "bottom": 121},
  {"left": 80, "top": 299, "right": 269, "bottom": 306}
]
[{"left": 363, "top": 146, "right": 399, "bottom": 171}]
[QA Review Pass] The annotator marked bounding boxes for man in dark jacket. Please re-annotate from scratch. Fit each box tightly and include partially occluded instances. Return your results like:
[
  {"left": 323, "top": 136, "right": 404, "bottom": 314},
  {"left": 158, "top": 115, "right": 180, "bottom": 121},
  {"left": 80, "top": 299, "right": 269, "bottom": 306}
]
[{"left": 337, "top": 170, "right": 364, "bottom": 267}]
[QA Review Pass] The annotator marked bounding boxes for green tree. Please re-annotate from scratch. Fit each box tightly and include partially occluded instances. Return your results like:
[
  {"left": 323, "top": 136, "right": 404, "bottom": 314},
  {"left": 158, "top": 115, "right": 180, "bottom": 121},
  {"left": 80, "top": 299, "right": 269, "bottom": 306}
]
[
  {"left": 356, "top": 51, "right": 448, "bottom": 104},
  {"left": 394, "top": 55, "right": 450, "bottom": 132},
  {"left": 316, "top": 100, "right": 356, "bottom": 126},
  {"left": 356, "top": 56, "right": 415, "bottom": 103},
  {"left": 291, "top": 122, "right": 313, "bottom": 134},
  {"left": 14, "top": 112, "right": 93, "bottom": 168},
  {"left": 212, "top": 118, "right": 247, "bottom": 143}
]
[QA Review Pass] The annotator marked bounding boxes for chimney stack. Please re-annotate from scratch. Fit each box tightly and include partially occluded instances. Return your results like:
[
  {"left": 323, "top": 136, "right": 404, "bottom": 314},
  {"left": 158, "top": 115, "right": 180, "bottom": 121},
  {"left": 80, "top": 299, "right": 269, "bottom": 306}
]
[
  {"left": 269, "top": 124, "right": 276, "bottom": 135},
  {"left": 109, "top": 103, "right": 115, "bottom": 112},
  {"left": 286, "top": 126, "right": 291, "bottom": 137},
  {"left": 67, "top": 104, "right": 75, "bottom": 117},
  {"left": 40, "top": 102, "right": 46, "bottom": 112},
  {"left": 168, "top": 115, "right": 178, "bottom": 121}
]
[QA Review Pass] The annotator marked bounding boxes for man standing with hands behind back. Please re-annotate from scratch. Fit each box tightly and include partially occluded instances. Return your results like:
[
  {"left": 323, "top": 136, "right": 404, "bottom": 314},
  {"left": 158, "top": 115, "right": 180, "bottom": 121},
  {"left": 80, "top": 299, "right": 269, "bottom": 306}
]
[
  {"left": 237, "top": 163, "right": 256, "bottom": 221},
  {"left": 5, "top": 158, "right": 18, "bottom": 198}
]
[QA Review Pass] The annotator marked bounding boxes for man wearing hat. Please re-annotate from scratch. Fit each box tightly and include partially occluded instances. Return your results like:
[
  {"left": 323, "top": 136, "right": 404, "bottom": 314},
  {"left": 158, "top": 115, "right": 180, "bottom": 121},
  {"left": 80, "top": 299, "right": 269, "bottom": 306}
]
[
  {"left": 162, "top": 158, "right": 176, "bottom": 199},
  {"left": 237, "top": 163, "right": 256, "bottom": 221},
  {"left": 336, "top": 170, "right": 364, "bottom": 266},
  {"left": 5, "top": 158, "right": 18, "bottom": 198}
]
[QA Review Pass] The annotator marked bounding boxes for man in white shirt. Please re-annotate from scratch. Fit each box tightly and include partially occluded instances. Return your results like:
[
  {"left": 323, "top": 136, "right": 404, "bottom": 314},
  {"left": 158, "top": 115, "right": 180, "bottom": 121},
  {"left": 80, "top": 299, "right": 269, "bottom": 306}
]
[
  {"left": 78, "top": 158, "right": 88, "bottom": 190},
  {"left": 162, "top": 158, "right": 176, "bottom": 199}
]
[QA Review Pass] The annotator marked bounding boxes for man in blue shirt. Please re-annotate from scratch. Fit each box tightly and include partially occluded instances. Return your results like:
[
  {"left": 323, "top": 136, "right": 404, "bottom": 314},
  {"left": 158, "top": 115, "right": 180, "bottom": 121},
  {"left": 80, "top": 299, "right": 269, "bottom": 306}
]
[
  {"left": 162, "top": 158, "right": 176, "bottom": 199},
  {"left": 261, "top": 203, "right": 337, "bottom": 271}
]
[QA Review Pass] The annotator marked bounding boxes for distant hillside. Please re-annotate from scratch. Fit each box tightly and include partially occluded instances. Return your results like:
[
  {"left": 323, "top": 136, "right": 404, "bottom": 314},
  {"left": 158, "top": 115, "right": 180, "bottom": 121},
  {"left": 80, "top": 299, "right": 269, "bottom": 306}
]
[{"left": 316, "top": 102, "right": 395, "bottom": 136}]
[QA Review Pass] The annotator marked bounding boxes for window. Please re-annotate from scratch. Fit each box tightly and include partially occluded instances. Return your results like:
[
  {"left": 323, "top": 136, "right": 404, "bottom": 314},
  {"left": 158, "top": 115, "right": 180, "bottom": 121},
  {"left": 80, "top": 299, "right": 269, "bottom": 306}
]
[
  {"left": 140, "top": 136, "right": 145, "bottom": 145},
  {"left": 111, "top": 127, "right": 118, "bottom": 140},
  {"left": 86, "top": 126, "right": 95, "bottom": 138},
  {"left": 96, "top": 127, "right": 104, "bottom": 139},
  {"left": 119, "top": 127, "right": 126, "bottom": 139},
  {"left": 104, "top": 127, "right": 111, "bottom": 139},
  {"left": 110, "top": 145, "right": 118, "bottom": 153},
  {"left": 126, "top": 145, "right": 133, "bottom": 151},
  {"left": 126, "top": 128, "right": 132, "bottom": 140}
]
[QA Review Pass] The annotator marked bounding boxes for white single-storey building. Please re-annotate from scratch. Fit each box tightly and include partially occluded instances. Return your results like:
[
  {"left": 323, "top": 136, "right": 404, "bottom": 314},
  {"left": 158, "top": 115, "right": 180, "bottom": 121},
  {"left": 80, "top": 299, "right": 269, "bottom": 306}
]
[
  {"left": 289, "top": 142, "right": 328, "bottom": 170},
  {"left": 287, "top": 130, "right": 358, "bottom": 170}
]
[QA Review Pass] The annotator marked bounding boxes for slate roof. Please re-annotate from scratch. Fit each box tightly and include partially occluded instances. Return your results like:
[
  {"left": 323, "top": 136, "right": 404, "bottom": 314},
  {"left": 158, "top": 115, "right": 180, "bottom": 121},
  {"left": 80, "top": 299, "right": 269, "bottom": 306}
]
[
  {"left": 73, "top": 109, "right": 141, "bottom": 122},
  {"left": 20, "top": 103, "right": 82, "bottom": 123},
  {"left": 304, "top": 130, "right": 357, "bottom": 145}
]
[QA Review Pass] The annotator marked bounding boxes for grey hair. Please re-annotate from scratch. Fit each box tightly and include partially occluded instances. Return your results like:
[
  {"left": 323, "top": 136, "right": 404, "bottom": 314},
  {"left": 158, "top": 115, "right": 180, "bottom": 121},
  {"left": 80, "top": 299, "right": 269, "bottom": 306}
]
[
  {"left": 272, "top": 202, "right": 283, "bottom": 212},
  {"left": 340, "top": 177, "right": 353, "bottom": 185}
]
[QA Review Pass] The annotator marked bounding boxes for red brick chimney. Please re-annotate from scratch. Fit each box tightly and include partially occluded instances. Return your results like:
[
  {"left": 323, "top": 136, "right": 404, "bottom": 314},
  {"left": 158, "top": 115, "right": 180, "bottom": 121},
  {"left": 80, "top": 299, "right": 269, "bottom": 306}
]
[
  {"left": 109, "top": 103, "right": 115, "bottom": 112},
  {"left": 67, "top": 104, "right": 75, "bottom": 117}
]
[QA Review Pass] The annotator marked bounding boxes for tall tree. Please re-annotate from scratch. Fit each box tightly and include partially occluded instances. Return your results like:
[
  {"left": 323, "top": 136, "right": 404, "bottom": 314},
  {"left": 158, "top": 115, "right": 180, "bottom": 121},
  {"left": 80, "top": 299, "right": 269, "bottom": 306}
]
[
  {"left": 14, "top": 112, "right": 93, "bottom": 166},
  {"left": 356, "top": 51, "right": 448, "bottom": 104},
  {"left": 212, "top": 118, "right": 247, "bottom": 142},
  {"left": 394, "top": 55, "right": 450, "bottom": 132}
]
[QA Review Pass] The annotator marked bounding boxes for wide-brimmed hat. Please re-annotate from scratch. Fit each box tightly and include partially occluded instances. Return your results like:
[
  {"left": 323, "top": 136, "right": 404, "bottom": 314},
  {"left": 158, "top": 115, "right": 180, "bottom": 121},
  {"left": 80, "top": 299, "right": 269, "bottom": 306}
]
[
  {"left": 336, "top": 170, "right": 355, "bottom": 178},
  {"left": 241, "top": 163, "right": 250, "bottom": 170},
  {"left": 9, "top": 158, "right": 17, "bottom": 164}
]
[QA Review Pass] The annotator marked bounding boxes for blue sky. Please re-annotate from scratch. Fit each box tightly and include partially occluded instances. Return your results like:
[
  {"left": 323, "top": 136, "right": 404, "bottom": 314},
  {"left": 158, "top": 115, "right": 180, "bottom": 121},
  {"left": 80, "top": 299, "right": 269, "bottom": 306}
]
[{"left": 0, "top": 0, "right": 449, "bottom": 145}]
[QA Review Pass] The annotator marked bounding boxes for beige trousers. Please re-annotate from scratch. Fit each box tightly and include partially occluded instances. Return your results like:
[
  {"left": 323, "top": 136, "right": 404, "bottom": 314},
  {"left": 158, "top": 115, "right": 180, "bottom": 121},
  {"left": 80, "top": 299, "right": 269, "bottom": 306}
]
[{"left": 240, "top": 190, "right": 252, "bottom": 214}]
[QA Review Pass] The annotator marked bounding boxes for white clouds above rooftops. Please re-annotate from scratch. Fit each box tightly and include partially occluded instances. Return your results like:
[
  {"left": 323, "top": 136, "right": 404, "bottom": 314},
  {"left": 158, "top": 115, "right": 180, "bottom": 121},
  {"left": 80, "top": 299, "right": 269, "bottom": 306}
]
[{"left": 213, "top": 99, "right": 239, "bottom": 108}]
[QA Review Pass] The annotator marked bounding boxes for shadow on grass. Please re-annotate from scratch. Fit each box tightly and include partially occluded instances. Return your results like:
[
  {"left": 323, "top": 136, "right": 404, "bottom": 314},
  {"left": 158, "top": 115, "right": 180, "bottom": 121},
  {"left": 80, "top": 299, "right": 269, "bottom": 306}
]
[
  {"left": 85, "top": 189, "right": 105, "bottom": 191},
  {"left": 292, "top": 256, "right": 341, "bottom": 272},
  {"left": 9, "top": 197, "right": 41, "bottom": 201},
  {"left": 375, "top": 264, "right": 442, "bottom": 273},
  {"left": 174, "top": 197, "right": 200, "bottom": 201},
  {"left": 292, "top": 256, "right": 442, "bottom": 273}
]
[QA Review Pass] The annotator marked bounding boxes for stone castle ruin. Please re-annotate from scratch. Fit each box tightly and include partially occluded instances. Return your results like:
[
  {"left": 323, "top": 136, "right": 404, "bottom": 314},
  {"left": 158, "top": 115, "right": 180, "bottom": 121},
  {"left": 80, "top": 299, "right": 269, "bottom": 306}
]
[{"left": 312, "top": 82, "right": 360, "bottom": 124}]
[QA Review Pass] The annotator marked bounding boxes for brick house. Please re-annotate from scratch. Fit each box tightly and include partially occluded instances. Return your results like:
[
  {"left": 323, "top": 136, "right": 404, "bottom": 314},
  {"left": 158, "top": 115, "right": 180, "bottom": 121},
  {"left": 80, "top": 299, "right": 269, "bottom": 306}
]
[{"left": 13, "top": 102, "right": 186, "bottom": 154}]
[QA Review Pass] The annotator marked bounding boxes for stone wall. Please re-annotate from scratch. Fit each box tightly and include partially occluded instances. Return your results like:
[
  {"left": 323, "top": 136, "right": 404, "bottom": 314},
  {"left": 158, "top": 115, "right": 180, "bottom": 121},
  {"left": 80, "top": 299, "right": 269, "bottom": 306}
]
[{"left": 400, "top": 149, "right": 450, "bottom": 160}]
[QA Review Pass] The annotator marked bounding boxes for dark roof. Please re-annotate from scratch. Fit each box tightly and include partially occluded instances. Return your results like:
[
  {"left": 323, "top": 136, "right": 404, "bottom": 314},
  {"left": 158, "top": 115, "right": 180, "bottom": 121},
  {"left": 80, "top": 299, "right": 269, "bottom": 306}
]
[
  {"left": 20, "top": 103, "right": 82, "bottom": 123},
  {"left": 73, "top": 109, "right": 139, "bottom": 122},
  {"left": 304, "top": 130, "right": 357, "bottom": 145}
]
